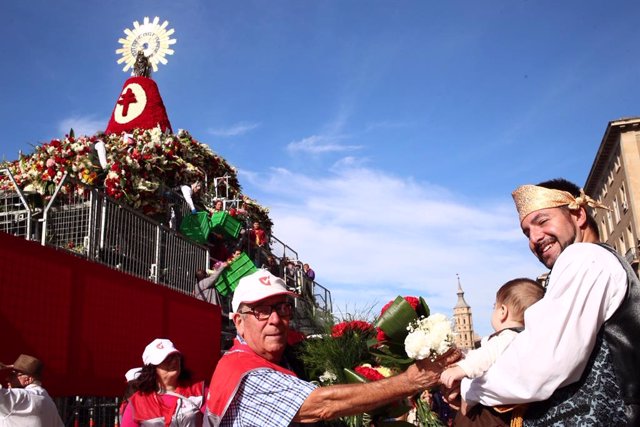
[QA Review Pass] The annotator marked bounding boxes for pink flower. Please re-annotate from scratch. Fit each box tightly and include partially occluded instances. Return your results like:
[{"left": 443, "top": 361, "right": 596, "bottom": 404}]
[{"left": 46, "top": 158, "right": 56, "bottom": 168}]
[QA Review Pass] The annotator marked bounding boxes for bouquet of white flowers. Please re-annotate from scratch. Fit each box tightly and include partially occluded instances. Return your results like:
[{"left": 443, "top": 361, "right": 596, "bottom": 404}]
[{"left": 405, "top": 313, "right": 456, "bottom": 361}]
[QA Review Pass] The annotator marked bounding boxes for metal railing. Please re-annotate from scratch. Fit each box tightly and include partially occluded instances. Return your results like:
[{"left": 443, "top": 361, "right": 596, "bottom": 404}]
[
  {"left": 0, "top": 169, "right": 34, "bottom": 239},
  {"left": 54, "top": 396, "right": 119, "bottom": 427},
  {"left": 4, "top": 170, "right": 209, "bottom": 296},
  {"left": 1, "top": 168, "right": 332, "bottom": 314}
]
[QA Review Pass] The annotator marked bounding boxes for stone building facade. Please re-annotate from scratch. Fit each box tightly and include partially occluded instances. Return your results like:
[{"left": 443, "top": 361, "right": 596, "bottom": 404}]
[{"left": 584, "top": 117, "right": 640, "bottom": 276}]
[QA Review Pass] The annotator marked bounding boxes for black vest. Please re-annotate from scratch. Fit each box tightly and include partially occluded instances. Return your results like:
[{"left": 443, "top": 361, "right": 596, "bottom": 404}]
[{"left": 599, "top": 244, "right": 640, "bottom": 425}]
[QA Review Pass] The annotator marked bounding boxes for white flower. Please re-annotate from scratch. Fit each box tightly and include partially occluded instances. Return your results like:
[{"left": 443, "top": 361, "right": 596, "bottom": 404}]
[
  {"left": 319, "top": 370, "right": 337, "bottom": 384},
  {"left": 404, "top": 313, "right": 455, "bottom": 361}
]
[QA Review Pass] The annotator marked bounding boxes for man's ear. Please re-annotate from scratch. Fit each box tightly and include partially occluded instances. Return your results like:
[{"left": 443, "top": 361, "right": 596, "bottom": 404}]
[
  {"left": 571, "top": 207, "right": 588, "bottom": 229},
  {"left": 233, "top": 313, "right": 244, "bottom": 337}
]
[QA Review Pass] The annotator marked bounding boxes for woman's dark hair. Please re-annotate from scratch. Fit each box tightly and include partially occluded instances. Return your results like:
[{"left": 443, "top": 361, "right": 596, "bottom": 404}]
[{"left": 134, "top": 355, "right": 194, "bottom": 394}]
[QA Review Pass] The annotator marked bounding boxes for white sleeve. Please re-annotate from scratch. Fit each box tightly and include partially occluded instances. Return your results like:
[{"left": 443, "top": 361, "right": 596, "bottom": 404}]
[
  {"left": 457, "top": 330, "right": 518, "bottom": 379},
  {"left": 0, "top": 386, "right": 40, "bottom": 416},
  {"left": 180, "top": 185, "right": 196, "bottom": 211},
  {"left": 463, "top": 243, "right": 627, "bottom": 406}
]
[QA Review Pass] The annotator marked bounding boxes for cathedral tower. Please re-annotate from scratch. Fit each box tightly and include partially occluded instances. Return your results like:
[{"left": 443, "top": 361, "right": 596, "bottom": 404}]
[{"left": 453, "top": 274, "right": 475, "bottom": 350}]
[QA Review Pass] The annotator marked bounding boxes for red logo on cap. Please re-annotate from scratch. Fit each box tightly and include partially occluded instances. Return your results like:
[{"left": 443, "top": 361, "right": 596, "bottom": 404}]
[
  {"left": 259, "top": 276, "right": 271, "bottom": 286},
  {"left": 157, "top": 342, "right": 164, "bottom": 349}
]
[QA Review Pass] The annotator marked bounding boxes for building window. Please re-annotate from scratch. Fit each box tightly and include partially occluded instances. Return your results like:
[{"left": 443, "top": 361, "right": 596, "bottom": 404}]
[
  {"left": 614, "top": 155, "right": 622, "bottom": 173},
  {"left": 607, "top": 210, "right": 614, "bottom": 232},
  {"left": 613, "top": 197, "right": 621, "bottom": 224},
  {"left": 601, "top": 218, "right": 608, "bottom": 241},
  {"left": 628, "top": 225, "right": 635, "bottom": 251},
  {"left": 620, "top": 184, "right": 628, "bottom": 212},
  {"left": 620, "top": 235, "right": 626, "bottom": 254}
]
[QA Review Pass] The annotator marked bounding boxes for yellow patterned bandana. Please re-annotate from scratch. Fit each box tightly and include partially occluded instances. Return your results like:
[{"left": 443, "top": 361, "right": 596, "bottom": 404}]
[{"left": 512, "top": 185, "right": 608, "bottom": 223}]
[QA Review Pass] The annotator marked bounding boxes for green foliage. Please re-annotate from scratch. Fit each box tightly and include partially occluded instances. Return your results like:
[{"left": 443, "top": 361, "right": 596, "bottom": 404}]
[{"left": 299, "top": 315, "right": 377, "bottom": 384}]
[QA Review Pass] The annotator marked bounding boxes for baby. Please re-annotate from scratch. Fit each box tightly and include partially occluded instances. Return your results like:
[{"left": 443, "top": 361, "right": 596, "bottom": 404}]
[{"left": 441, "top": 277, "right": 544, "bottom": 388}]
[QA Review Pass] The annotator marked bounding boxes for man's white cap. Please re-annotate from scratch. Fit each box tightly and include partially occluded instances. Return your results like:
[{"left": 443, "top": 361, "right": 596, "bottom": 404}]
[
  {"left": 125, "top": 367, "right": 142, "bottom": 382},
  {"left": 231, "top": 269, "right": 297, "bottom": 314},
  {"left": 142, "top": 338, "right": 180, "bottom": 366}
]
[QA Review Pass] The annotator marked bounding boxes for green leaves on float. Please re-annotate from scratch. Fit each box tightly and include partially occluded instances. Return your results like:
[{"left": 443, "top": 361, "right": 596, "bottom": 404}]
[{"left": 343, "top": 368, "right": 368, "bottom": 384}]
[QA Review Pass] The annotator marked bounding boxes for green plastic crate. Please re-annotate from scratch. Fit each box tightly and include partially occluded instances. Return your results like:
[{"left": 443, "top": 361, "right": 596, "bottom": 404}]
[
  {"left": 179, "top": 212, "right": 211, "bottom": 244},
  {"left": 215, "top": 252, "right": 257, "bottom": 296},
  {"left": 210, "top": 211, "right": 242, "bottom": 239}
]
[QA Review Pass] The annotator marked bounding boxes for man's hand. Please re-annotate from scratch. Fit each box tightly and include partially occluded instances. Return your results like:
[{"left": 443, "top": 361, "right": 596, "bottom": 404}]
[
  {"left": 408, "top": 348, "right": 462, "bottom": 390},
  {"left": 415, "top": 347, "right": 462, "bottom": 372}
]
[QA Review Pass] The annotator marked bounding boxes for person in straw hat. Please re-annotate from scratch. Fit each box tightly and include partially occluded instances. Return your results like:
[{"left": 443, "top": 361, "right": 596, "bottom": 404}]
[
  {"left": 0, "top": 353, "right": 64, "bottom": 426},
  {"left": 459, "top": 178, "right": 639, "bottom": 426},
  {"left": 204, "top": 269, "right": 460, "bottom": 427}
]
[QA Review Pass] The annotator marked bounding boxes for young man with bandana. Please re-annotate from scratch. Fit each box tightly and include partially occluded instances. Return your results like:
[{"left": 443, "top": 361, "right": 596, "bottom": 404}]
[{"left": 460, "top": 179, "right": 639, "bottom": 426}]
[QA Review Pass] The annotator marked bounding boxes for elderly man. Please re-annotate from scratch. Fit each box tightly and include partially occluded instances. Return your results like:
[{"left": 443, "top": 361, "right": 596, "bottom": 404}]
[
  {"left": 0, "top": 354, "right": 64, "bottom": 426},
  {"left": 461, "top": 179, "right": 639, "bottom": 425},
  {"left": 205, "top": 269, "right": 457, "bottom": 426}
]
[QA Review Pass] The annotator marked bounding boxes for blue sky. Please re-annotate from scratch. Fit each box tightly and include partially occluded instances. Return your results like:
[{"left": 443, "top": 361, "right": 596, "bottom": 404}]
[{"left": 2, "top": 0, "right": 640, "bottom": 336}]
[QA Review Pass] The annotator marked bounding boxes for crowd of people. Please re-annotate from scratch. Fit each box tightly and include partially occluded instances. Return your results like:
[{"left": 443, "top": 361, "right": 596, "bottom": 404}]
[{"left": 2, "top": 177, "right": 638, "bottom": 426}]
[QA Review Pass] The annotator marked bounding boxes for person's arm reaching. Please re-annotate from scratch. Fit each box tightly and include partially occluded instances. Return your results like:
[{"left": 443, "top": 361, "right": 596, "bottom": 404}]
[{"left": 295, "top": 349, "right": 460, "bottom": 422}]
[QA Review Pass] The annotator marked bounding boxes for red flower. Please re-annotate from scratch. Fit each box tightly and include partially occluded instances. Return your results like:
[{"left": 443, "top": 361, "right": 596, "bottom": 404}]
[
  {"left": 287, "top": 329, "right": 306, "bottom": 346},
  {"left": 380, "top": 296, "right": 419, "bottom": 317},
  {"left": 331, "top": 320, "right": 373, "bottom": 338},
  {"left": 355, "top": 365, "right": 385, "bottom": 381}
]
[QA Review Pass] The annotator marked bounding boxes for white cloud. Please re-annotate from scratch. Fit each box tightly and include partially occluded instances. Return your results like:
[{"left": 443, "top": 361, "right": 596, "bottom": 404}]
[
  {"left": 286, "top": 135, "right": 362, "bottom": 154},
  {"left": 208, "top": 122, "right": 260, "bottom": 137},
  {"left": 240, "top": 162, "right": 544, "bottom": 336},
  {"left": 58, "top": 115, "right": 106, "bottom": 137}
]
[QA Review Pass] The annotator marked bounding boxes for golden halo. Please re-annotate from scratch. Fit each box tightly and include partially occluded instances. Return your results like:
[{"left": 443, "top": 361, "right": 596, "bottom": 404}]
[{"left": 115, "top": 16, "right": 176, "bottom": 73}]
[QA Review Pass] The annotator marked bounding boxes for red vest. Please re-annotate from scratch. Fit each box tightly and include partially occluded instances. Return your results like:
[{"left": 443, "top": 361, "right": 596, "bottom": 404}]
[
  {"left": 206, "top": 340, "right": 297, "bottom": 420},
  {"left": 129, "top": 381, "right": 204, "bottom": 426}
]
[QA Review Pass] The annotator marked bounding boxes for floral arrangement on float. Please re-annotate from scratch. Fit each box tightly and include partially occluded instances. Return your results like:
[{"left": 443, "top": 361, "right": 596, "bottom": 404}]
[
  {"left": 298, "top": 297, "right": 457, "bottom": 427},
  {"left": 0, "top": 127, "right": 273, "bottom": 231}
]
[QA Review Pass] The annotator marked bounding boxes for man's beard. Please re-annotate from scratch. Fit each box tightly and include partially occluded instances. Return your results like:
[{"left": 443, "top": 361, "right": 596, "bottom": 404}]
[{"left": 534, "top": 231, "right": 577, "bottom": 269}]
